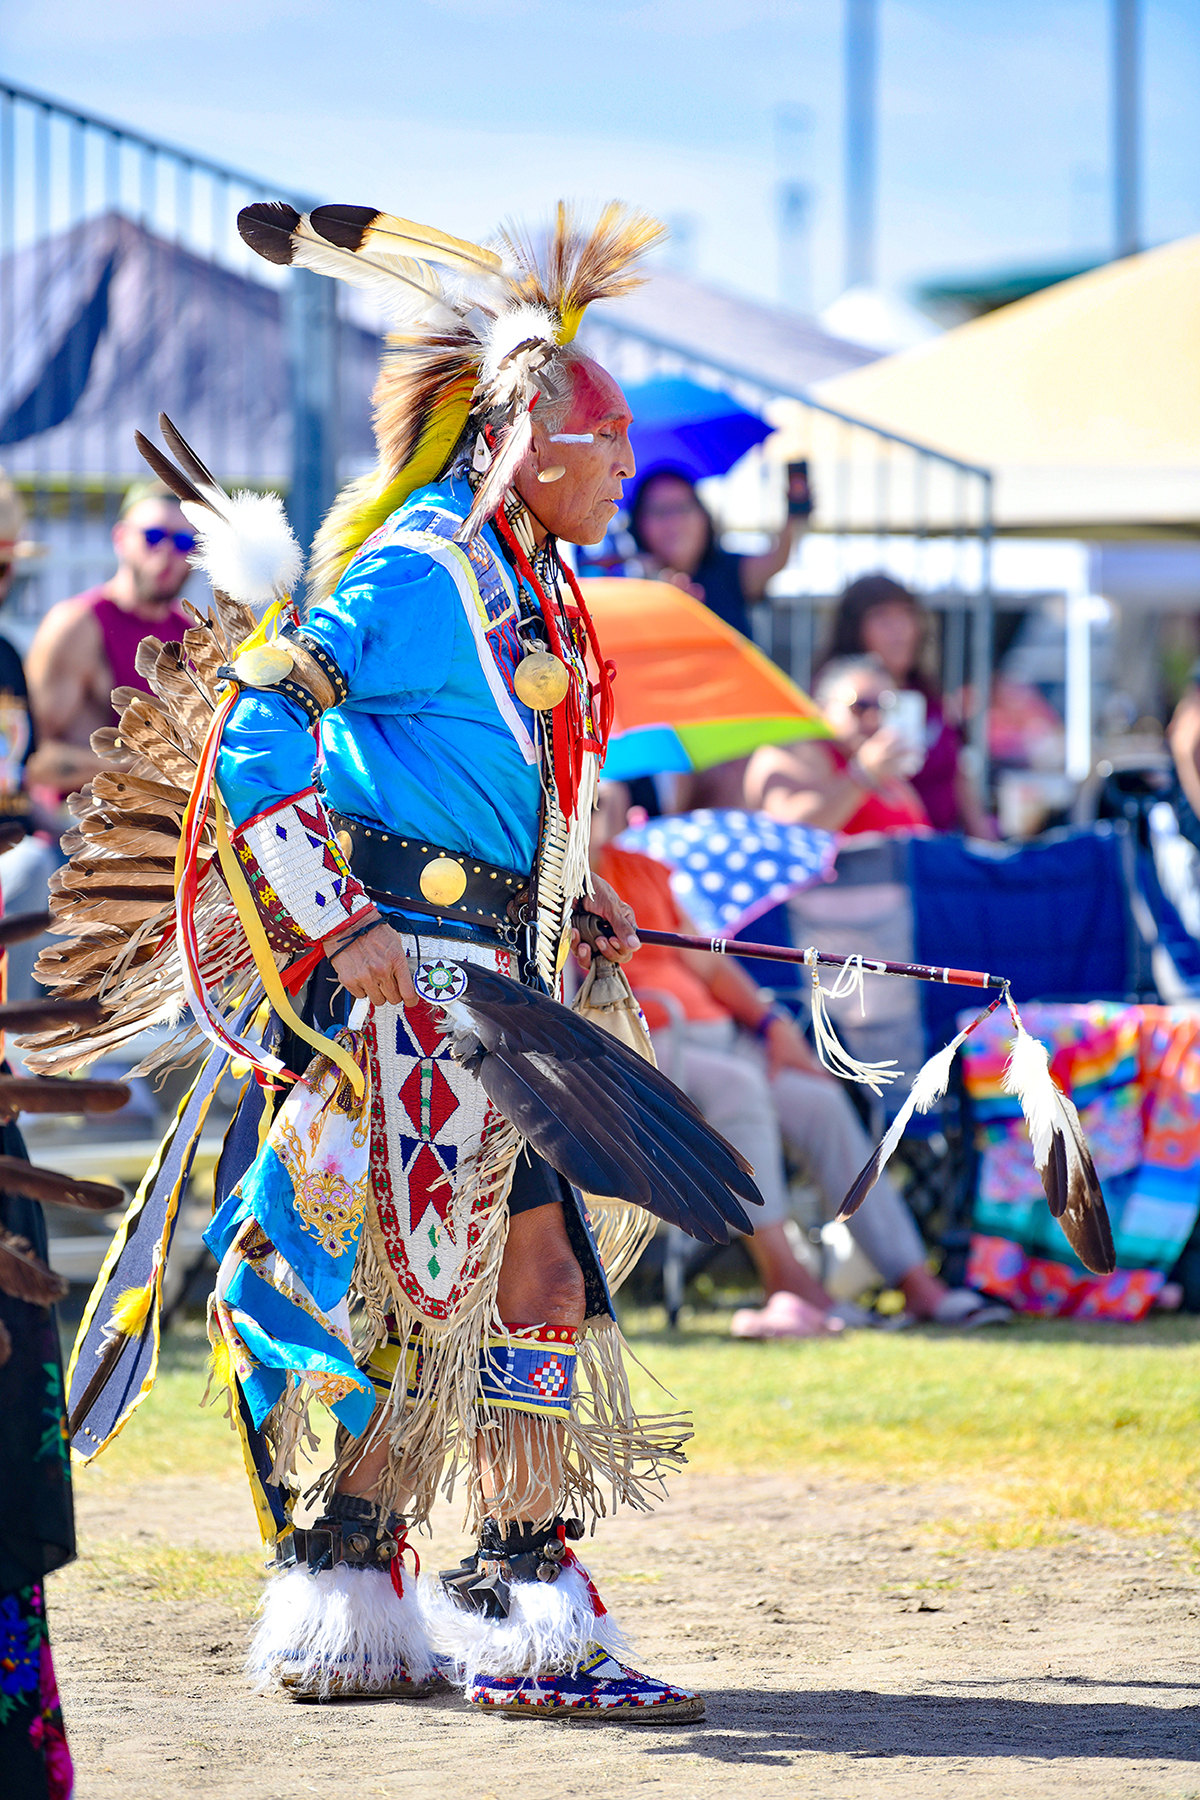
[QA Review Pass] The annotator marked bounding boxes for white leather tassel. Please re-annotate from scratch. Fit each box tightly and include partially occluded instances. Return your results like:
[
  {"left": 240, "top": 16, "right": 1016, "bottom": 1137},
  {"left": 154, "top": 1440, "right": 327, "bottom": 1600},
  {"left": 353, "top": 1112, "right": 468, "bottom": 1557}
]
[{"left": 807, "top": 958, "right": 899, "bottom": 1096}]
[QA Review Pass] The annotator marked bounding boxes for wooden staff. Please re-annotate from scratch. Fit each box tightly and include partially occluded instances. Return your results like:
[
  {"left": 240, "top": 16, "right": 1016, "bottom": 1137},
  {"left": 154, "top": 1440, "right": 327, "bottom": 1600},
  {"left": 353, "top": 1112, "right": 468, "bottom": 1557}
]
[{"left": 633, "top": 928, "right": 1007, "bottom": 992}]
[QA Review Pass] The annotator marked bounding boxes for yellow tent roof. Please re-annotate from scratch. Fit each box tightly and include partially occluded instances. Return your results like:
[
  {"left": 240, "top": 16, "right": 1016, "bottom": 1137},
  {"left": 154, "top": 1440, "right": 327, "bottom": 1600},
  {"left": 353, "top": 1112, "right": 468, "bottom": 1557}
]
[{"left": 786, "top": 234, "right": 1200, "bottom": 537}]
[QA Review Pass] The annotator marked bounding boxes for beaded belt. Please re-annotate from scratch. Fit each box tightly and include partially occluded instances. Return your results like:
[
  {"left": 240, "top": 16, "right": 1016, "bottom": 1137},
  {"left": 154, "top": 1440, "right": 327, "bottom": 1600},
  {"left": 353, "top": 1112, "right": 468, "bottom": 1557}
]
[{"left": 326, "top": 809, "right": 531, "bottom": 930}]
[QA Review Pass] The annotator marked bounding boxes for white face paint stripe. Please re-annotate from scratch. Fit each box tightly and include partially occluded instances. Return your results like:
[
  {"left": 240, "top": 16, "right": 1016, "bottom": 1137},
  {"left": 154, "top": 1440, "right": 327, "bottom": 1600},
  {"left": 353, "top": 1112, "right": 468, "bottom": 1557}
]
[{"left": 549, "top": 432, "right": 594, "bottom": 443}]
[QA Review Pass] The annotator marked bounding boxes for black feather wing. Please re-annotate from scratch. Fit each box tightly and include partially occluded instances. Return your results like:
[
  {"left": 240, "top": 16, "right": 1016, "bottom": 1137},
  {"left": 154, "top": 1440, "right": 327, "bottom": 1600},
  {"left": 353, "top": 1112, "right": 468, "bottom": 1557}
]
[{"left": 454, "top": 964, "right": 762, "bottom": 1244}]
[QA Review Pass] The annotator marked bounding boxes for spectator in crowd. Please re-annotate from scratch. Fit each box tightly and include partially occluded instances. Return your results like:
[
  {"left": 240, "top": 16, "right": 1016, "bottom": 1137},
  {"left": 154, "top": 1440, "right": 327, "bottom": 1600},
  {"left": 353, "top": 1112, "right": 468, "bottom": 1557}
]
[
  {"left": 626, "top": 468, "right": 804, "bottom": 640},
  {"left": 1166, "top": 661, "right": 1200, "bottom": 854},
  {"left": 25, "top": 480, "right": 194, "bottom": 805},
  {"left": 819, "top": 574, "right": 995, "bottom": 836},
  {"left": 0, "top": 473, "right": 62, "bottom": 999},
  {"left": 589, "top": 783, "right": 1010, "bottom": 1332},
  {"left": 744, "top": 655, "right": 930, "bottom": 835}
]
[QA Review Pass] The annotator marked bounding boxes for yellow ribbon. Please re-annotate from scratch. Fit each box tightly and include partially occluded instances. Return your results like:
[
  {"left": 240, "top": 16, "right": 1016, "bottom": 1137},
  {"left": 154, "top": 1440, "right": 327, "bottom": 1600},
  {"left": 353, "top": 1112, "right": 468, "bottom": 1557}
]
[
  {"left": 212, "top": 793, "right": 365, "bottom": 1099},
  {"left": 233, "top": 595, "right": 290, "bottom": 659}
]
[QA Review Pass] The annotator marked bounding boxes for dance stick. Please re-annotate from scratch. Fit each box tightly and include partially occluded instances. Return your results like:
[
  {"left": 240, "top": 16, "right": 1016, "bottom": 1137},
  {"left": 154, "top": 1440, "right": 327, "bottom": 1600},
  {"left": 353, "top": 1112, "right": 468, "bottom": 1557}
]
[{"left": 632, "top": 928, "right": 1007, "bottom": 991}]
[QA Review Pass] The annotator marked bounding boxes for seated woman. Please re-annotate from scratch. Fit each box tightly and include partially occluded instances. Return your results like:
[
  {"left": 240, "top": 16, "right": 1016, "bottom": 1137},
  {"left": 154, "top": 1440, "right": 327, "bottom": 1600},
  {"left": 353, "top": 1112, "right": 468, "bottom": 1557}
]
[
  {"left": 820, "top": 574, "right": 995, "bottom": 837},
  {"left": 626, "top": 467, "right": 803, "bottom": 640},
  {"left": 588, "top": 784, "right": 1009, "bottom": 1333},
  {"left": 745, "top": 655, "right": 930, "bottom": 836}
]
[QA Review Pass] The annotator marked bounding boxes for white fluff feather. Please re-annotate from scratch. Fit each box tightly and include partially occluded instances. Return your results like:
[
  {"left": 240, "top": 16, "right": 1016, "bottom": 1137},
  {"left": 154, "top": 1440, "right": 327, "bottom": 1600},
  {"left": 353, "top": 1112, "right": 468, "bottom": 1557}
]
[
  {"left": 420, "top": 1560, "right": 628, "bottom": 1685},
  {"left": 181, "top": 491, "right": 302, "bottom": 606},
  {"left": 248, "top": 1563, "right": 437, "bottom": 1696},
  {"left": 1000, "top": 1019, "right": 1059, "bottom": 1167},
  {"left": 481, "top": 303, "right": 559, "bottom": 391},
  {"left": 836, "top": 1021, "right": 973, "bottom": 1219}
]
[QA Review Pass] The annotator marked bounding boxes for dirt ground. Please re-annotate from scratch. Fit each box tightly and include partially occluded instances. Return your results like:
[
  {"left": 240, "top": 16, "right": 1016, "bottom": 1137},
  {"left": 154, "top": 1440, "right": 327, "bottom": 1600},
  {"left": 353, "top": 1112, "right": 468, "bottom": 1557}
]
[{"left": 51, "top": 1467, "right": 1199, "bottom": 1800}]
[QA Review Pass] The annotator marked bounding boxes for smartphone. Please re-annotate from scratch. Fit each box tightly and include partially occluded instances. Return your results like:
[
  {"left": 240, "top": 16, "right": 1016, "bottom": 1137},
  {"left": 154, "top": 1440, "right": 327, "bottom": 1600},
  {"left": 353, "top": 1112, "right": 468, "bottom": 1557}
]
[
  {"left": 880, "top": 689, "right": 927, "bottom": 775},
  {"left": 786, "top": 460, "right": 813, "bottom": 518}
]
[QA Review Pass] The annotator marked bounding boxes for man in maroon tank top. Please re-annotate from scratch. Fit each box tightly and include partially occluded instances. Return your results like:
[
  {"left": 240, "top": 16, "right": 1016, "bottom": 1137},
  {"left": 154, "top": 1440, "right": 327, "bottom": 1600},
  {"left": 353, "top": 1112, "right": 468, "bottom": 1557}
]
[{"left": 25, "top": 480, "right": 194, "bottom": 802}]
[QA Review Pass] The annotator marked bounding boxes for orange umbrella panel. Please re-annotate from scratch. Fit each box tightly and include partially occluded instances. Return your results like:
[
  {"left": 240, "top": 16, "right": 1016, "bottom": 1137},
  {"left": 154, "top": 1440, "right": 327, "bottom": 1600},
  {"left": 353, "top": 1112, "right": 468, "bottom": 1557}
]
[{"left": 580, "top": 577, "right": 829, "bottom": 777}]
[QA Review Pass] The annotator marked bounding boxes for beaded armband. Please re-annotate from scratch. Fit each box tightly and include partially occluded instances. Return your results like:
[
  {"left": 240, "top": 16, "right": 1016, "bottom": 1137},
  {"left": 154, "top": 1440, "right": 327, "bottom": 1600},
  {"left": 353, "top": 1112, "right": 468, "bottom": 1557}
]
[{"left": 223, "top": 630, "right": 349, "bottom": 728}]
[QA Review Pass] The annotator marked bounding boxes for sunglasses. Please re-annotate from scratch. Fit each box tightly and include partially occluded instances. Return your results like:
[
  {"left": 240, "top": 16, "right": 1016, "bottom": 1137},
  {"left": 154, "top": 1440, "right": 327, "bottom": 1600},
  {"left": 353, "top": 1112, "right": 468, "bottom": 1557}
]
[
  {"left": 846, "top": 690, "right": 894, "bottom": 716},
  {"left": 141, "top": 526, "right": 196, "bottom": 553}
]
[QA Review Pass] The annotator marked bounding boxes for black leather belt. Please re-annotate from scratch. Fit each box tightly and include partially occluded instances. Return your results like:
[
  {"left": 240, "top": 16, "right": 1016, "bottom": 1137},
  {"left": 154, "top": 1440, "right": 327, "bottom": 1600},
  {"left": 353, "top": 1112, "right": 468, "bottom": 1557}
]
[{"left": 327, "top": 809, "right": 531, "bottom": 929}]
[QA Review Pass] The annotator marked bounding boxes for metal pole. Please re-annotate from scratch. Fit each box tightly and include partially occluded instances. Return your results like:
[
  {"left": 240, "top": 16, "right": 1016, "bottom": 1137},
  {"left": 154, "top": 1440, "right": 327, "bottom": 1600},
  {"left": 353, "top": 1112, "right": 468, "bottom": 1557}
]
[
  {"left": 1112, "top": 0, "right": 1140, "bottom": 258},
  {"left": 844, "top": 0, "right": 877, "bottom": 290},
  {"left": 969, "top": 472, "right": 994, "bottom": 790},
  {"left": 1065, "top": 587, "right": 1093, "bottom": 783},
  {"left": 285, "top": 265, "right": 338, "bottom": 568}
]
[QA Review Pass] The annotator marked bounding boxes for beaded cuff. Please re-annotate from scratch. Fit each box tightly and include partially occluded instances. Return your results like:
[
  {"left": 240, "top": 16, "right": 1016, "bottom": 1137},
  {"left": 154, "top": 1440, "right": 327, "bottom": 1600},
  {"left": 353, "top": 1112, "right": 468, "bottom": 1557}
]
[{"left": 230, "top": 788, "right": 373, "bottom": 952}]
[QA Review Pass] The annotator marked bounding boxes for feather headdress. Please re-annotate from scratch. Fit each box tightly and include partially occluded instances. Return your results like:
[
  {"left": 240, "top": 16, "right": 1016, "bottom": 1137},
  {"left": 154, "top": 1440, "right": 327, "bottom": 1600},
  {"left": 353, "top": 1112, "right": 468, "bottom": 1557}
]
[{"left": 236, "top": 197, "right": 664, "bottom": 598}]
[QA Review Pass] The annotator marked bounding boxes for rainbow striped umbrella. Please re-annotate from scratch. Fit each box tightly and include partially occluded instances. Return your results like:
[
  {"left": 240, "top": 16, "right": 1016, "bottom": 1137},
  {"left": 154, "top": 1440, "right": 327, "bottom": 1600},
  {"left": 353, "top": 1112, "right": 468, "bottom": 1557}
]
[{"left": 581, "top": 578, "right": 830, "bottom": 781}]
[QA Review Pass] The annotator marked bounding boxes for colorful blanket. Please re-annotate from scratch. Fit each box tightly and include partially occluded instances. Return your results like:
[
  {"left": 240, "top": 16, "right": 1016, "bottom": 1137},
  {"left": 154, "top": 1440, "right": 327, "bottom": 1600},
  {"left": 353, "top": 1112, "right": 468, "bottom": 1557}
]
[{"left": 961, "top": 1002, "right": 1200, "bottom": 1320}]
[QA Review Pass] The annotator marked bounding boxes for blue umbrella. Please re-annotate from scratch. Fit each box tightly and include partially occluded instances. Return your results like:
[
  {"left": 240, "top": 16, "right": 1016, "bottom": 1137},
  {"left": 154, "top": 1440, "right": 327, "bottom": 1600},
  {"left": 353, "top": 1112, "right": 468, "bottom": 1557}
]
[{"left": 625, "top": 377, "right": 773, "bottom": 484}]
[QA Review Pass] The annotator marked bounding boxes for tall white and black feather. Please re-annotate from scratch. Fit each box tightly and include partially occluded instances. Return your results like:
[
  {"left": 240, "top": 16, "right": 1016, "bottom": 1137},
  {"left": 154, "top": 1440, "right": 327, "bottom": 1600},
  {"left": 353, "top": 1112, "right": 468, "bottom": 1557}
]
[{"left": 1003, "top": 1019, "right": 1114, "bottom": 1275}]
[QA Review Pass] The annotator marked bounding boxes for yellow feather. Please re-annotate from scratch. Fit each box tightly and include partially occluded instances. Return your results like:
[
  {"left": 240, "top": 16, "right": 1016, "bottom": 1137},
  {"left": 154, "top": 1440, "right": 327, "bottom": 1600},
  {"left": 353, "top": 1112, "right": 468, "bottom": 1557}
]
[
  {"left": 307, "top": 371, "right": 476, "bottom": 605},
  {"left": 110, "top": 1281, "right": 154, "bottom": 1337},
  {"left": 207, "top": 1335, "right": 234, "bottom": 1395}
]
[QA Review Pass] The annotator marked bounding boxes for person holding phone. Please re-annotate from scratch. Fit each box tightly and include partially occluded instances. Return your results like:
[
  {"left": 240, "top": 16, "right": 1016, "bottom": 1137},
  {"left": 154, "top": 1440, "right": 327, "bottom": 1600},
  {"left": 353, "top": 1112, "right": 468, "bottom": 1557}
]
[
  {"left": 626, "top": 461, "right": 811, "bottom": 639},
  {"left": 744, "top": 655, "right": 930, "bottom": 835},
  {"left": 819, "top": 574, "right": 996, "bottom": 837}
]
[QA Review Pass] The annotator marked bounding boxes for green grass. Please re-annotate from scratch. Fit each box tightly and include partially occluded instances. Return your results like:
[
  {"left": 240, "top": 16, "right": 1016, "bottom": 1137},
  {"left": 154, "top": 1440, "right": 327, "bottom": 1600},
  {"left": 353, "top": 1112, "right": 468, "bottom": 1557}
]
[
  {"left": 61, "top": 1541, "right": 264, "bottom": 1605},
  {"left": 73, "top": 1312, "right": 1200, "bottom": 1551},
  {"left": 621, "top": 1309, "right": 1200, "bottom": 1543}
]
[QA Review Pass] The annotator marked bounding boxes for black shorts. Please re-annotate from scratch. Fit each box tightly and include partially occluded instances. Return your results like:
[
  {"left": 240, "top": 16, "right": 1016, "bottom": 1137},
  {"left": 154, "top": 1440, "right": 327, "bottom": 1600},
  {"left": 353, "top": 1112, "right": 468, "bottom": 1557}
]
[{"left": 506, "top": 1146, "right": 572, "bottom": 1217}]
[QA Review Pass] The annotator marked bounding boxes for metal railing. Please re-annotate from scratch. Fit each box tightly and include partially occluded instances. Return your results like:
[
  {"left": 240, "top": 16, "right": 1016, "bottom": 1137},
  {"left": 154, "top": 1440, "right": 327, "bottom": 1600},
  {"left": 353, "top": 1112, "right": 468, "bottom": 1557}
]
[{"left": 0, "top": 77, "right": 355, "bottom": 630}]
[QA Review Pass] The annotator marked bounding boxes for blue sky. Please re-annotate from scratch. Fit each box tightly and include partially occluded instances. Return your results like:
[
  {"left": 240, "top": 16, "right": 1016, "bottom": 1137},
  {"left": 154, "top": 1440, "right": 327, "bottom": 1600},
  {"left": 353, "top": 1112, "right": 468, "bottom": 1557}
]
[{"left": 2, "top": 0, "right": 1197, "bottom": 310}]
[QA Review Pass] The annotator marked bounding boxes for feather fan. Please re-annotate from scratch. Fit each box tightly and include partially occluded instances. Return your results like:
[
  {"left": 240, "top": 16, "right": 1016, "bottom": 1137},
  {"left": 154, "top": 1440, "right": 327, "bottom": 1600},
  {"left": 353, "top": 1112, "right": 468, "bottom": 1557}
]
[{"left": 436, "top": 961, "right": 762, "bottom": 1243}]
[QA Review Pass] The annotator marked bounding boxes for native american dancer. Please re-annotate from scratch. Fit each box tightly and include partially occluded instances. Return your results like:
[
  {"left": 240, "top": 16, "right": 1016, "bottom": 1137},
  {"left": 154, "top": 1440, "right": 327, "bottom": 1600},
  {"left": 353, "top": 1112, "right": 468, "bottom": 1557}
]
[{"left": 26, "top": 201, "right": 769, "bottom": 1723}]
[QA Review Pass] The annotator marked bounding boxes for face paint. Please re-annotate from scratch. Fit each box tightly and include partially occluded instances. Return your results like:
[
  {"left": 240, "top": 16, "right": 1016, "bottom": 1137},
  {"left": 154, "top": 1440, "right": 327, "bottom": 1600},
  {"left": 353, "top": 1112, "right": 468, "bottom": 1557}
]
[{"left": 560, "top": 358, "right": 631, "bottom": 436}]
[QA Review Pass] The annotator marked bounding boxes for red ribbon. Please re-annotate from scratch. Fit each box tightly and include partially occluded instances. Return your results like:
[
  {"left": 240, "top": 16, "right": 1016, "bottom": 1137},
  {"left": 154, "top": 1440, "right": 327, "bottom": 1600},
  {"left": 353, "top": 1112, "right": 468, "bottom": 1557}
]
[
  {"left": 560, "top": 1527, "right": 606, "bottom": 1616},
  {"left": 389, "top": 1531, "right": 421, "bottom": 1600}
]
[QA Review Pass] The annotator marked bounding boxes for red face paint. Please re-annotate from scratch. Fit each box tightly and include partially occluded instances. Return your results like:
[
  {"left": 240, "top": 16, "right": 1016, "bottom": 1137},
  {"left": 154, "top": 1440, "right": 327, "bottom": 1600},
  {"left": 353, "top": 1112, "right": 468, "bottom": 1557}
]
[{"left": 560, "top": 358, "right": 632, "bottom": 435}]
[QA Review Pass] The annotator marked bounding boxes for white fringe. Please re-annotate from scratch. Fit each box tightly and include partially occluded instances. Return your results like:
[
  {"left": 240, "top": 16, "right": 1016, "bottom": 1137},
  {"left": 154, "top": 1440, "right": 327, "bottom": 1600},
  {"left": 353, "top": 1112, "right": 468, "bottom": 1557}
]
[
  {"left": 420, "top": 1559, "right": 629, "bottom": 1685},
  {"left": 248, "top": 1563, "right": 438, "bottom": 1696}
]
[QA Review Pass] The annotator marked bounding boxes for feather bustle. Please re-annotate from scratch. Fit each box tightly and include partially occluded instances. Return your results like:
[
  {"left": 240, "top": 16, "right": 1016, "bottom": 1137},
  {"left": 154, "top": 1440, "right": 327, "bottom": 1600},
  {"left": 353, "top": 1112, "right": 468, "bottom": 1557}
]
[{"left": 0, "top": 1228, "right": 69, "bottom": 1306}]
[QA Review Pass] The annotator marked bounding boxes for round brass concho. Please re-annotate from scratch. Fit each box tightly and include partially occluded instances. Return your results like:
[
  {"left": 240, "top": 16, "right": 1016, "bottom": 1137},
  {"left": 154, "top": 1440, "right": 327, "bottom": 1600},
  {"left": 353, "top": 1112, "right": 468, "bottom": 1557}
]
[
  {"left": 419, "top": 856, "right": 468, "bottom": 907},
  {"left": 513, "top": 650, "right": 570, "bottom": 711},
  {"left": 233, "top": 641, "right": 295, "bottom": 687}
]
